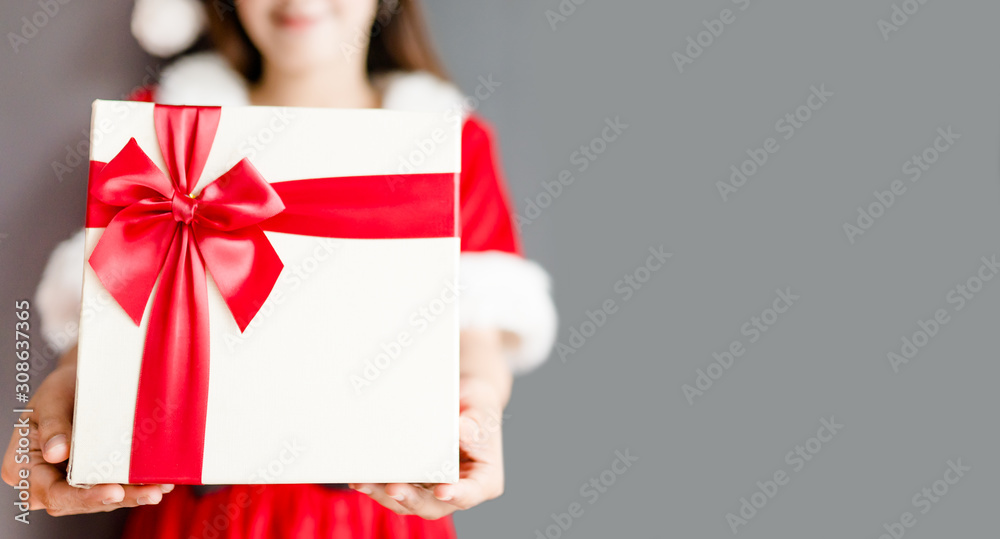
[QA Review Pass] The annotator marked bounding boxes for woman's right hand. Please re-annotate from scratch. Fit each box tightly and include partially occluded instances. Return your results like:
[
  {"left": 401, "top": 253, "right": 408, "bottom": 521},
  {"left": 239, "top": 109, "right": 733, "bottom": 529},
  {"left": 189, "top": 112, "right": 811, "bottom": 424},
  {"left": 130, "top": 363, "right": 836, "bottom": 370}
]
[{"left": 1, "top": 346, "right": 172, "bottom": 515}]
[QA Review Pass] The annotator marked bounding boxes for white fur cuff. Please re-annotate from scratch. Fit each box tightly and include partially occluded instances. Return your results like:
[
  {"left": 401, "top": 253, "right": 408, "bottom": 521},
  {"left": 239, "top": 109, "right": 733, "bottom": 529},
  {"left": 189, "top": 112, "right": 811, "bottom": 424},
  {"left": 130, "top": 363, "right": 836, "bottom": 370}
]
[
  {"left": 458, "top": 251, "right": 557, "bottom": 374},
  {"left": 35, "top": 232, "right": 557, "bottom": 373},
  {"left": 35, "top": 229, "right": 86, "bottom": 357}
]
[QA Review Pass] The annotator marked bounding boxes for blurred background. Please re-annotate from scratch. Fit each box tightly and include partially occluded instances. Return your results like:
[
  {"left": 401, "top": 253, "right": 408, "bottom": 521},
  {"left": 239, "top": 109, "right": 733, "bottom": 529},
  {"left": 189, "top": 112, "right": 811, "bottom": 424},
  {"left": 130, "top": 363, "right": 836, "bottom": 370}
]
[{"left": 2, "top": 0, "right": 999, "bottom": 537}]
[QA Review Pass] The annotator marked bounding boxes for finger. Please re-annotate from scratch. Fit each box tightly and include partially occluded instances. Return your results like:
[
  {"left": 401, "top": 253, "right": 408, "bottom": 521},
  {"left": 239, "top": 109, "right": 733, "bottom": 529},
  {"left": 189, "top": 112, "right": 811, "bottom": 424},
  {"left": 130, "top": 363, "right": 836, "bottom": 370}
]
[
  {"left": 28, "top": 453, "right": 169, "bottom": 516},
  {"left": 41, "top": 435, "right": 69, "bottom": 465},
  {"left": 34, "top": 368, "right": 76, "bottom": 464},
  {"left": 384, "top": 483, "right": 454, "bottom": 520},
  {"left": 458, "top": 406, "right": 504, "bottom": 453},
  {"left": 433, "top": 464, "right": 503, "bottom": 510},
  {"left": 458, "top": 415, "right": 486, "bottom": 448},
  {"left": 113, "top": 484, "right": 169, "bottom": 509},
  {"left": 44, "top": 481, "right": 167, "bottom": 515},
  {"left": 24, "top": 450, "right": 62, "bottom": 510},
  {"left": 28, "top": 460, "right": 123, "bottom": 514},
  {"left": 349, "top": 483, "right": 411, "bottom": 515}
]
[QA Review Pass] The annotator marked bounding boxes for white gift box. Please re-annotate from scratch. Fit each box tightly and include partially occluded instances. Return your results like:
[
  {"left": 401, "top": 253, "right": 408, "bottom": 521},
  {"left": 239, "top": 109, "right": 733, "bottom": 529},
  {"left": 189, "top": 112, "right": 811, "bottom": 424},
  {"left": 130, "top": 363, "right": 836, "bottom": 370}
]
[{"left": 67, "top": 100, "right": 460, "bottom": 486}]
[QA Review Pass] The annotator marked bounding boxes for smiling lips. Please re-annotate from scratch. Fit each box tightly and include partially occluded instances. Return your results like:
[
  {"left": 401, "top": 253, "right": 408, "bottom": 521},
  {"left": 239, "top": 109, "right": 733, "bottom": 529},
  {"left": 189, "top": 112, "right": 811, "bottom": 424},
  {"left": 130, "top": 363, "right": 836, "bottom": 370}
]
[{"left": 275, "top": 13, "right": 319, "bottom": 30}]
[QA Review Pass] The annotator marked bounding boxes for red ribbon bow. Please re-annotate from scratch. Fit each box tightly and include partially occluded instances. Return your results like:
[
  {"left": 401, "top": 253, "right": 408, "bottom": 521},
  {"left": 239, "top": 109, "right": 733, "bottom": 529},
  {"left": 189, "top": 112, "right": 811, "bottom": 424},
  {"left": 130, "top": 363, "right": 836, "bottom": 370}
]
[
  {"left": 85, "top": 105, "right": 456, "bottom": 483},
  {"left": 90, "top": 107, "right": 286, "bottom": 333}
]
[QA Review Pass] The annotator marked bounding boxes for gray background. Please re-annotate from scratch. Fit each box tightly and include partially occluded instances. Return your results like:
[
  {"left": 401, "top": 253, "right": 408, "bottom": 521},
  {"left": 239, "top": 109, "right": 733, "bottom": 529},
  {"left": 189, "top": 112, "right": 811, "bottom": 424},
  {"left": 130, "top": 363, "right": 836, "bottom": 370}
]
[{"left": 2, "top": 0, "right": 998, "bottom": 537}]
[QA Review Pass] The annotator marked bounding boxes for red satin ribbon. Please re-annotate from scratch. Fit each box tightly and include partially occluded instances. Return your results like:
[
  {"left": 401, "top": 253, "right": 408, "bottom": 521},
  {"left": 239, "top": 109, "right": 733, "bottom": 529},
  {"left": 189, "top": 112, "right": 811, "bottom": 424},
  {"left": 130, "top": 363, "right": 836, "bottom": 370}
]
[{"left": 85, "top": 104, "right": 456, "bottom": 483}]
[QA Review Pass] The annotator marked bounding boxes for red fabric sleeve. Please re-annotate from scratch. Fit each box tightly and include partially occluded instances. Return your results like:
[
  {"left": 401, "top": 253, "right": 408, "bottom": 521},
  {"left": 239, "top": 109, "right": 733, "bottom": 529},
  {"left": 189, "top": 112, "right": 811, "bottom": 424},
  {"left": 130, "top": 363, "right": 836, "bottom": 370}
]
[
  {"left": 458, "top": 115, "right": 522, "bottom": 255},
  {"left": 127, "top": 86, "right": 155, "bottom": 102}
]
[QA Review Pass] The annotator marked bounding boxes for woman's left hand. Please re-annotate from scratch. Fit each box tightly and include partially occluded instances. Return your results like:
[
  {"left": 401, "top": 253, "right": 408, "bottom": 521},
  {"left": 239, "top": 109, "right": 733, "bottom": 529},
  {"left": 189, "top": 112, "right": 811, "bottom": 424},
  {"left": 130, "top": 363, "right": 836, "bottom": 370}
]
[{"left": 349, "top": 376, "right": 506, "bottom": 520}]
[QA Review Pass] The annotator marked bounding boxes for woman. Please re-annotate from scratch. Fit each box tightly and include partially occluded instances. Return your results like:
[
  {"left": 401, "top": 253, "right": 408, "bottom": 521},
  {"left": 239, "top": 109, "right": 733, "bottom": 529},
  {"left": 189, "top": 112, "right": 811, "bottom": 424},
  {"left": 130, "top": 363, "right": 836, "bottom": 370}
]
[{"left": 2, "top": 0, "right": 557, "bottom": 536}]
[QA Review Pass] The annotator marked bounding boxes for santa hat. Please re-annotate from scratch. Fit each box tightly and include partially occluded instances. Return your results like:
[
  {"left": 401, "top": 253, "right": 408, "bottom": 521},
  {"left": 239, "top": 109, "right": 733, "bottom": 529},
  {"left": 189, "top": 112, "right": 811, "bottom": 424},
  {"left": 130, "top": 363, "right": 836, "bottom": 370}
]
[{"left": 131, "top": 0, "right": 207, "bottom": 57}]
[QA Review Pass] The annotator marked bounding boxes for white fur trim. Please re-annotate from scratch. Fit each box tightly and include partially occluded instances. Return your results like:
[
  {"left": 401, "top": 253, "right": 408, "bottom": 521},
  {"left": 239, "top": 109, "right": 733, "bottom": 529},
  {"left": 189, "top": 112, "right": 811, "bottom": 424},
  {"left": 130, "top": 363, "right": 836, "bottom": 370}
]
[
  {"left": 459, "top": 251, "right": 557, "bottom": 374},
  {"left": 35, "top": 229, "right": 86, "bottom": 356},
  {"left": 154, "top": 51, "right": 468, "bottom": 116},
  {"left": 372, "top": 70, "right": 468, "bottom": 118},
  {"left": 132, "top": 0, "right": 206, "bottom": 58},
  {"left": 155, "top": 52, "right": 251, "bottom": 106}
]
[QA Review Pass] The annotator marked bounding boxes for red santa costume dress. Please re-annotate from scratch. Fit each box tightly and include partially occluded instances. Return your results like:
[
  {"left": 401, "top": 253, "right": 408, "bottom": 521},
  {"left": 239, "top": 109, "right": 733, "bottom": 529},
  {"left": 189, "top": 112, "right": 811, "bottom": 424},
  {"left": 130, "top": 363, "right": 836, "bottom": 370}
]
[{"left": 33, "top": 50, "right": 557, "bottom": 538}]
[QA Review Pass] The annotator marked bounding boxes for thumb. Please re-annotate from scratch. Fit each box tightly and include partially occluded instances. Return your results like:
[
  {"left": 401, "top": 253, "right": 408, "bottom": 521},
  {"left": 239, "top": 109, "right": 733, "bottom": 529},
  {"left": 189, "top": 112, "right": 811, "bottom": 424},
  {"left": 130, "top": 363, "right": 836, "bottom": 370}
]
[
  {"left": 36, "top": 369, "right": 76, "bottom": 464},
  {"left": 38, "top": 418, "right": 71, "bottom": 464}
]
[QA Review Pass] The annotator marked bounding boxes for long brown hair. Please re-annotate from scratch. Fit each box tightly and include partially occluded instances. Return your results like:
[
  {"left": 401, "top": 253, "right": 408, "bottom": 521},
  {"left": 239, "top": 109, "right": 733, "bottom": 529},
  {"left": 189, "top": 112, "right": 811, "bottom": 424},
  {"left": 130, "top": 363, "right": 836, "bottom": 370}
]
[{"left": 201, "top": 0, "right": 448, "bottom": 83}]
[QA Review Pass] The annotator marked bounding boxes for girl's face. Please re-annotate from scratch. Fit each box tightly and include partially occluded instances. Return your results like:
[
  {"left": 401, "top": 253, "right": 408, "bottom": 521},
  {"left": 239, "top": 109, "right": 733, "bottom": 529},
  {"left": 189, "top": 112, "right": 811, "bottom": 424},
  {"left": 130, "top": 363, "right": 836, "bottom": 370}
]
[{"left": 237, "top": 0, "right": 378, "bottom": 72}]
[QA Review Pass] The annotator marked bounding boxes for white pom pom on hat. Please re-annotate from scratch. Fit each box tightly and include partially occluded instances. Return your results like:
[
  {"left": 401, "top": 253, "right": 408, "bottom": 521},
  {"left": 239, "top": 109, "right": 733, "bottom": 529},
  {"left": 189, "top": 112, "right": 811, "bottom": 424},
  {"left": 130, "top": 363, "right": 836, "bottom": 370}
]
[{"left": 131, "top": 0, "right": 207, "bottom": 57}]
